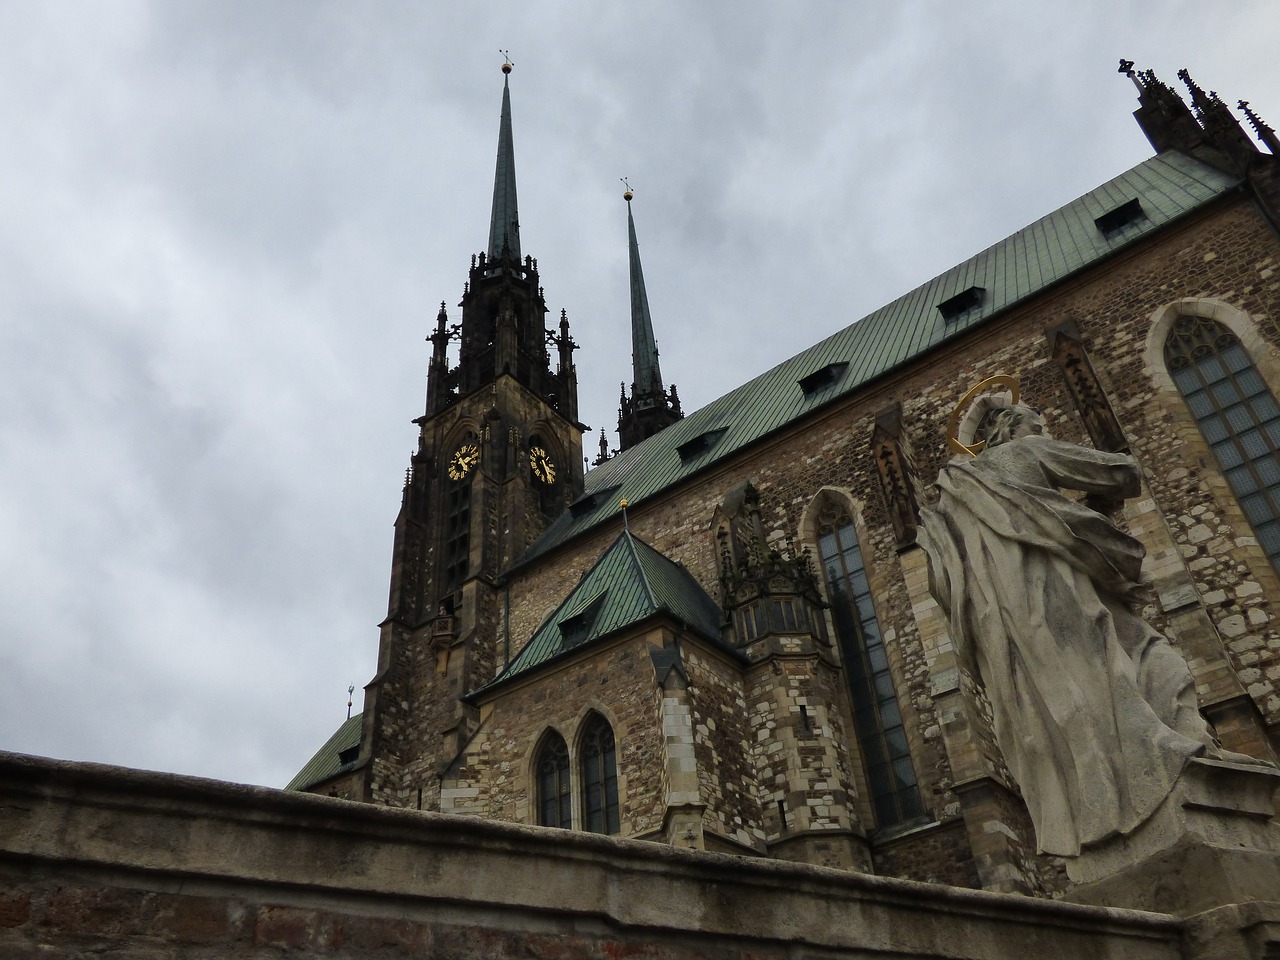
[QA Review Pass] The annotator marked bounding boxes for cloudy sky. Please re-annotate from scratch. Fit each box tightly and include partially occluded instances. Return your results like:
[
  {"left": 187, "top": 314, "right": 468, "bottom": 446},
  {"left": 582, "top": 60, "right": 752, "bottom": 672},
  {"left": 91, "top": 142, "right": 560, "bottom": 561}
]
[{"left": 2, "top": 1, "right": 1278, "bottom": 790}]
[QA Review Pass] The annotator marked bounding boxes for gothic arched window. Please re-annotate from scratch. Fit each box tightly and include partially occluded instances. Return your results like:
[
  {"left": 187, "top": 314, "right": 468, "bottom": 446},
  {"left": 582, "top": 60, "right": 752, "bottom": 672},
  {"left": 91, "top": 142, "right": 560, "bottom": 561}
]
[
  {"left": 816, "top": 501, "right": 924, "bottom": 827},
  {"left": 535, "top": 730, "right": 572, "bottom": 829},
  {"left": 1165, "top": 314, "right": 1280, "bottom": 568},
  {"left": 579, "top": 714, "right": 620, "bottom": 835}
]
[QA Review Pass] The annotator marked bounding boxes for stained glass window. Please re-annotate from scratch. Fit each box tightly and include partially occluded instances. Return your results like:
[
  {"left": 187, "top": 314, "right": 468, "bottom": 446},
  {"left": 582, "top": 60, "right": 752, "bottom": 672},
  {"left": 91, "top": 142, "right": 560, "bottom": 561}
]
[
  {"left": 816, "top": 502, "right": 924, "bottom": 827},
  {"left": 580, "top": 714, "right": 620, "bottom": 835},
  {"left": 535, "top": 731, "right": 571, "bottom": 829},
  {"left": 1165, "top": 315, "right": 1280, "bottom": 569}
]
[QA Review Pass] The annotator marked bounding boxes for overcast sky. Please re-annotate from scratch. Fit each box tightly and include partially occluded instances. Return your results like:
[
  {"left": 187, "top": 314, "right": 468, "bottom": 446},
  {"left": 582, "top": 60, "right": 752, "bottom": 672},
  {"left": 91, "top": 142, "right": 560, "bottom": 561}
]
[{"left": 2, "top": 2, "right": 1278, "bottom": 790}]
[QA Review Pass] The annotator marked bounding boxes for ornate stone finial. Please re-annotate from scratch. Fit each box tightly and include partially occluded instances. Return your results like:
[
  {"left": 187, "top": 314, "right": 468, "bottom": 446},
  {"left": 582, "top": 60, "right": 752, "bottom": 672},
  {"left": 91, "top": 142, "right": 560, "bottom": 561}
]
[
  {"left": 1239, "top": 99, "right": 1280, "bottom": 154},
  {"left": 621, "top": 177, "right": 633, "bottom": 202},
  {"left": 1118, "top": 58, "right": 1135, "bottom": 75},
  {"left": 500, "top": 51, "right": 513, "bottom": 74}
]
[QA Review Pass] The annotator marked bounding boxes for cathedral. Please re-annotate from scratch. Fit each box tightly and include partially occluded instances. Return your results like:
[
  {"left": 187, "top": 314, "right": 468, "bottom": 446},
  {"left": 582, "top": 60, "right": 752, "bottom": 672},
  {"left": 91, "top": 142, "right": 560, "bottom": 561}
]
[{"left": 288, "top": 60, "right": 1280, "bottom": 895}]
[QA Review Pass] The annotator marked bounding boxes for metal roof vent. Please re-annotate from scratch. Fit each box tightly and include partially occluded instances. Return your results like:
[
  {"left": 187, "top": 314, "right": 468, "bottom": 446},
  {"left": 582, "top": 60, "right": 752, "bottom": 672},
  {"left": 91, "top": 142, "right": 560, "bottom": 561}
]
[
  {"left": 1094, "top": 198, "right": 1146, "bottom": 238},
  {"left": 559, "top": 593, "right": 607, "bottom": 649},
  {"left": 798, "top": 361, "right": 849, "bottom": 397},
  {"left": 677, "top": 428, "right": 728, "bottom": 464},
  {"left": 937, "top": 286, "right": 986, "bottom": 323}
]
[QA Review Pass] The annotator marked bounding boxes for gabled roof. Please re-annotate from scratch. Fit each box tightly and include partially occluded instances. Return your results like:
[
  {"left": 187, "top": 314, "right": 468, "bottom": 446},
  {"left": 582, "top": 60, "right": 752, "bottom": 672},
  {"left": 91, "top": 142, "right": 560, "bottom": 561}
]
[
  {"left": 481, "top": 530, "right": 728, "bottom": 693},
  {"left": 286, "top": 712, "right": 362, "bottom": 792},
  {"left": 518, "top": 151, "right": 1241, "bottom": 565}
]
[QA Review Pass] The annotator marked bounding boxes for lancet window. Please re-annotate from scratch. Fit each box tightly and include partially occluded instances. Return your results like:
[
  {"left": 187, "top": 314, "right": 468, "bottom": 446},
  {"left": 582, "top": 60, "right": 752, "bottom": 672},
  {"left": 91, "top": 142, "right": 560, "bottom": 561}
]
[
  {"left": 1165, "top": 314, "right": 1280, "bottom": 568},
  {"left": 579, "top": 714, "right": 620, "bottom": 835},
  {"left": 816, "top": 501, "right": 924, "bottom": 827},
  {"left": 534, "top": 731, "right": 572, "bottom": 829}
]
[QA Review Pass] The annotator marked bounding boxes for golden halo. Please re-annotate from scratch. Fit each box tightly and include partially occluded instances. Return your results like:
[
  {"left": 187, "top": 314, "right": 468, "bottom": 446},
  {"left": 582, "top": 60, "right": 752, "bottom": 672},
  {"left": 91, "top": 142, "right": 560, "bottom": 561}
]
[{"left": 946, "top": 375, "right": 1020, "bottom": 457}]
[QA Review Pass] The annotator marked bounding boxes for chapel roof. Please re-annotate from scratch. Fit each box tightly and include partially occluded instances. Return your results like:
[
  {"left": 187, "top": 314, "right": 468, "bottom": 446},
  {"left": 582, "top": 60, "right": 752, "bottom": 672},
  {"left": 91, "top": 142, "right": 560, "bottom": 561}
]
[
  {"left": 285, "top": 712, "right": 362, "bottom": 792},
  {"left": 479, "top": 528, "right": 729, "bottom": 692},
  {"left": 516, "top": 150, "right": 1242, "bottom": 567}
]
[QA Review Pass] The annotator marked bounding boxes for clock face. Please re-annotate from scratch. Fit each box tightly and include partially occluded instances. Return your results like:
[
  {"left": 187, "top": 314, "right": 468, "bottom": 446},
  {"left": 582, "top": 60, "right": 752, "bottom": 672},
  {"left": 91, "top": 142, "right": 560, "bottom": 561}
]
[
  {"left": 529, "top": 445, "right": 556, "bottom": 484},
  {"left": 448, "top": 442, "right": 480, "bottom": 480}
]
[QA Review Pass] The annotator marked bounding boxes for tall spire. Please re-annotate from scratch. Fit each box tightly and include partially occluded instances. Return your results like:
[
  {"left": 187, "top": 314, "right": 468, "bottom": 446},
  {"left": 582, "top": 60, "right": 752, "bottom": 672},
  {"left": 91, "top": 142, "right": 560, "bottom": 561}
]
[
  {"left": 626, "top": 188, "right": 663, "bottom": 397},
  {"left": 617, "top": 185, "right": 683, "bottom": 451},
  {"left": 487, "top": 56, "right": 520, "bottom": 264}
]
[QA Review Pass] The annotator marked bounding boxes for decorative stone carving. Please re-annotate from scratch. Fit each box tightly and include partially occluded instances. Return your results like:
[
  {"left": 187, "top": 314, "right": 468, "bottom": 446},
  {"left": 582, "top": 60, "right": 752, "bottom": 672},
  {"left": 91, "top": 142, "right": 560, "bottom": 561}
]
[
  {"left": 871, "top": 406, "right": 921, "bottom": 548},
  {"left": 919, "top": 403, "right": 1232, "bottom": 856},
  {"left": 1048, "top": 325, "right": 1128, "bottom": 452}
]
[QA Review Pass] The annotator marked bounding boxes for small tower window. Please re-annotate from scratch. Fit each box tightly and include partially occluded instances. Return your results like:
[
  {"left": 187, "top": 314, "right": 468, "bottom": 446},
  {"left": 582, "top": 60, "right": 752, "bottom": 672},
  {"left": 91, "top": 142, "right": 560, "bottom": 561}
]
[{"left": 442, "top": 479, "right": 471, "bottom": 593}]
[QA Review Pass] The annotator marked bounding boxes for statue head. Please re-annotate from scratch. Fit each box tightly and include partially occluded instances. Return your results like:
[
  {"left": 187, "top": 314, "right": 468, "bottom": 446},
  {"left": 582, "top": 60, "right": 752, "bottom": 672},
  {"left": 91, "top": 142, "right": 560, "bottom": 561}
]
[{"left": 985, "top": 404, "right": 1045, "bottom": 447}]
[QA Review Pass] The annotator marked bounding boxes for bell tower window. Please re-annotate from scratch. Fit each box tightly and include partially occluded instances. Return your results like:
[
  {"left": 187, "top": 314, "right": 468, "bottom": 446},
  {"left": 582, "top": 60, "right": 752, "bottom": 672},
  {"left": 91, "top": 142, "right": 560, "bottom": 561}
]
[{"left": 442, "top": 476, "right": 472, "bottom": 595}]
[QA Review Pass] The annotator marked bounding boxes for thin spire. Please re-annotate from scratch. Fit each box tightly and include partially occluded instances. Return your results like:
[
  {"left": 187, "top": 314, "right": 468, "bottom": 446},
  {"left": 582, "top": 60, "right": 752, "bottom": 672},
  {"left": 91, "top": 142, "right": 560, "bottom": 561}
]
[
  {"left": 487, "top": 55, "right": 520, "bottom": 264},
  {"left": 624, "top": 184, "right": 663, "bottom": 396}
]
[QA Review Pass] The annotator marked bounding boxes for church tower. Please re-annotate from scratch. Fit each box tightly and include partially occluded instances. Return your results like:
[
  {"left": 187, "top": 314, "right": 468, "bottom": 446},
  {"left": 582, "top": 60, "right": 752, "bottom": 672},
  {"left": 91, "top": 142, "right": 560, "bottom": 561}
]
[
  {"left": 617, "top": 188, "right": 682, "bottom": 450},
  {"left": 355, "top": 61, "right": 587, "bottom": 808}
]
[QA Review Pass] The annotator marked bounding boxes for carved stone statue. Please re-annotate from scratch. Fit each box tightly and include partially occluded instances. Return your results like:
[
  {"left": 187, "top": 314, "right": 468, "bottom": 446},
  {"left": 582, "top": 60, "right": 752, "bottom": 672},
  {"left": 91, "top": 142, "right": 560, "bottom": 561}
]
[{"left": 919, "top": 404, "right": 1223, "bottom": 856}]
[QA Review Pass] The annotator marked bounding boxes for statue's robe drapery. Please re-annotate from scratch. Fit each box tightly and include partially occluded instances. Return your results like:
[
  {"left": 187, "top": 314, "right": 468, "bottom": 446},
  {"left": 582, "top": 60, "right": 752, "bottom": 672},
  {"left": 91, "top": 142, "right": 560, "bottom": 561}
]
[{"left": 919, "top": 434, "right": 1211, "bottom": 855}]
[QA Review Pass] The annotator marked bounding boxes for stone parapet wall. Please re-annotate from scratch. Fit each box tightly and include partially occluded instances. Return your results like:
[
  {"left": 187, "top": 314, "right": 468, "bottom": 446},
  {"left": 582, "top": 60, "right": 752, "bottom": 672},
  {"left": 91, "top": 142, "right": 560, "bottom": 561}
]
[{"left": 0, "top": 751, "right": 1186, "bottom": 960}]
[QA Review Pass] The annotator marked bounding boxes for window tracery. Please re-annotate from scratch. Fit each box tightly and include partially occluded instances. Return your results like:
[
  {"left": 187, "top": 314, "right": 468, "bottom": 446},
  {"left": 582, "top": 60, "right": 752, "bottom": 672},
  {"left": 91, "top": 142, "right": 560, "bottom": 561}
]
[
  {"left": 815, "top": 500, "right": 923, "bottom": 827},
  {"left": 534, "top": 730, "right": 571, "bottom": 829},
  {"left": 1165, "top": 314, "right": 1280, "bottom": 568},
  {"left": 580, "top": 713, "right": 620, "bottom": 835}
]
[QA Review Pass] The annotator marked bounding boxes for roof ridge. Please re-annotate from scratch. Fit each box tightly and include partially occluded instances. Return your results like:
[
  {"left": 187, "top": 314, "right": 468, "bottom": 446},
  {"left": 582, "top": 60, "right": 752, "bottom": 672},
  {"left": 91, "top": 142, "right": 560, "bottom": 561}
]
[{"left": 621, "top": 529, "right": 661, "bottom": 611}]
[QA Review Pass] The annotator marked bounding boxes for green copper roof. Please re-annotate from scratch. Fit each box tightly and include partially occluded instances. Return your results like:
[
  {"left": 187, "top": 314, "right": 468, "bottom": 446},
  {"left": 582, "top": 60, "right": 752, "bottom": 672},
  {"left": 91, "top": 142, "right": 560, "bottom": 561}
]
[
  {"left": 482, "top": 530, "right": 728, "bottom": 691},
  {"left": 487, "top": 70, "right": 521, "bottom": 262},
  {"left": 627, "top": 196, "right": 664, "bottom": 394},
  {"left": 519, "top": 150, "right": 1241, "bottom": 566},
  {"left": 286, "top": 712, "right": 362, "bottom": 791}
]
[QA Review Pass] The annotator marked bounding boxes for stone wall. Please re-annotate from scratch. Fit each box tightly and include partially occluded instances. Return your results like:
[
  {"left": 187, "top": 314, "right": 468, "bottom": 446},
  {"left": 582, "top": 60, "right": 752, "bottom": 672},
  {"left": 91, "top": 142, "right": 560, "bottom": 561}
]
[
  {"left": 0, "top": 751, "right": 1188, "bottom": 960},
  {"left": 444, "top": 629, "right": 670, "bottom": 837},
  {"left": 366, "top": 190, "right": 1280, "bottom": 889}
]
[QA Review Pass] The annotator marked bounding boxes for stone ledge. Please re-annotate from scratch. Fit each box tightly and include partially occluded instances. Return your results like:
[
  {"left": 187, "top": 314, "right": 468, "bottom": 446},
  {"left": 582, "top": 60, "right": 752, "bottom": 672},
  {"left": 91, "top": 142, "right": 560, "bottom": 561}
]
[
  {"left": 1065, "top": 758, "right": 1280, "bottom": 917},
  {"left": 0, "top": 750, "right": 1184, "bottom": 959}
]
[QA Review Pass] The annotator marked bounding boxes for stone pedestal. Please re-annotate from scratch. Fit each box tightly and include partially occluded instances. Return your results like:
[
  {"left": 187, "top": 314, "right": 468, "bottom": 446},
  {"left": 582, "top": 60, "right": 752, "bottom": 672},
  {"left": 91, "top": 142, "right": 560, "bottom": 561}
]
[{"left": 1066, "top": 758, "right": 1280, "bottom": 958}]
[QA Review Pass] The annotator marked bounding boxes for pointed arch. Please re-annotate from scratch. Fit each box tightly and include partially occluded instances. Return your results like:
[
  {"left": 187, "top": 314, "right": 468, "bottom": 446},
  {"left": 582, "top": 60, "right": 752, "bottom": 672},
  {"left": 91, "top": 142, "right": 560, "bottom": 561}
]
[
  {"left": 532, "top": 728, "right": 571, "bottom": 829},
  {"left": 1154, "top": 303, "right": 1280, "bottom": 569},
  {"left": 801, "top": 488, "right": 924, "bottom": 828},
  {"left": 578, "top": 711, "right": 620, "bottom": 835}
]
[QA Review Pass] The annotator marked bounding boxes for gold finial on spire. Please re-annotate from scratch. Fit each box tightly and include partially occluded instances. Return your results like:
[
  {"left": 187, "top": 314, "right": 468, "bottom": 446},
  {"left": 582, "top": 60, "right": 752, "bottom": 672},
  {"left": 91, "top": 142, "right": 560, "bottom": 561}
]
[
  {"left": 500, "top": 50, "right": 513, "bottom": 74},
  {"left": 621, "top": 177, "right": 633, "bottom": 202}
]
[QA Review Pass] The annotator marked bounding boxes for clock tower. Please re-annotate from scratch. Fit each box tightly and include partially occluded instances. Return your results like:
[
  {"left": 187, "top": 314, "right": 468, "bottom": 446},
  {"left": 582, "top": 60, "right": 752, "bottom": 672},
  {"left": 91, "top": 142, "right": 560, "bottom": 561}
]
[{"left": 356, "top": 61, "right": 586, "bottom": 808}]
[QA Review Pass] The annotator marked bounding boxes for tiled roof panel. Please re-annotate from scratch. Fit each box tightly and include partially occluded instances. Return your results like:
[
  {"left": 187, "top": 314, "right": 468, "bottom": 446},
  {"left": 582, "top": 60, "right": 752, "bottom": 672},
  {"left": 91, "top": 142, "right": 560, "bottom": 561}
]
[
  {"left": 486, "top": 531, "right": 725, "bottom": 690},
  {"left": 286, "top": 712, "right": 362, "bottom": 791},
  {"left": 517, "top": 152, "right": 1240, "bottom": 566}
]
